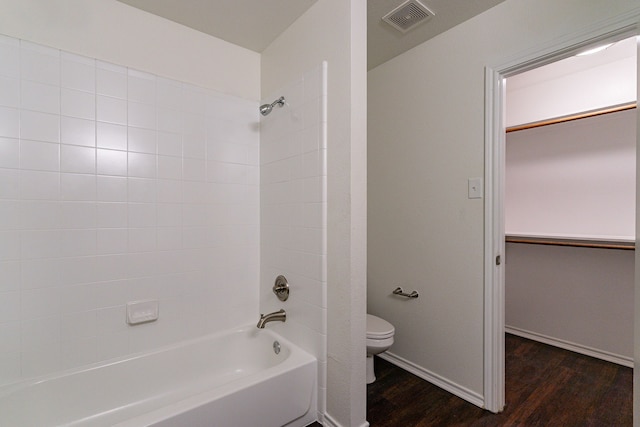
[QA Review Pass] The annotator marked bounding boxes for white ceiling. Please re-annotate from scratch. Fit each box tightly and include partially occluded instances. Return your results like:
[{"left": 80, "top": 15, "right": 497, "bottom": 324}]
[{"left": 117, "top": 0, "right": 505, "bottom": 70}]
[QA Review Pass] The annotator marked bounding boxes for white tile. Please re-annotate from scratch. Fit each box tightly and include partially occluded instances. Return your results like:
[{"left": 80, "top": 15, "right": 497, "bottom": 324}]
[
  {"left": 0, "top": 290, "right": 19, "bottom": 322},
  {"left": 97, "top": 67, "right": 127, "bottom": 99},
  {"left": 128, "top": 203, "right": 156, "bottom": 228},
  {"left": 61, "top": 116, "right": 95, "bottom": 147},
  {"left": 59, "top": 201, "right": 96, "bottom": 229},
  {"left": 157, "top": 227, "right": 181, "bottom": 250},
  {"left": 57, "top": 256, "right": 97, "bottom": 286},
  {"left": 21, "top": 110, "right": 59, "bottom": 143},
  {"left": 61, "top": 310, "right": 97, "bottom": 339},
  {"left": 157, "top": 203, "right": 181, "bottom": 227},
  {"left": 60, "top": 173, "right": 96, "bottom": 201},
  {"left": 157, "top": 132, "right": 182, "bottom": 157},
  {"left": 62, "top": 57, "right": 95, "bottom": 92},
  {"left": 97, "top": 149, "right": 127, "bottom": 176},
  {"left": 128, "top": 152, "right": 156, "bottom": 178},
  {"left": 21, "top": 80, "right": 60, "bottom": 114},
  {"left": 95, "top": 331, "right": 129, "bottom": 361},
  {"left": 182, "top": 134, "right": 206, "bottom": 159},
  {"left": 61, "top": 144, "right": 96, "bottom": 174},
  {"left": 93, "top": 255, "right": 128, "bottom": 283},
  {"left": 96, "top": 203, "right": 127, "bottom": 228},
  {"left": 182, "top": 112, "right": 206, "bottom": 137},
  {"left": 97, "top": 176, "right": 127, "bottom": 202},
  {"left": 96, "top": 306, "right": 127, "bottom": 334},
  {"left": 97, "top": 122, "right": 126, "bottom": 151},
  {"left": 61, "top": 88, "right": 95, "bottom": 120},
  {"left": 128, "top": 74, "right": 155, "bottom": 104},
  {"left": 0, "top": 200, "right": 20, "bottom": 231},
  {"left": 182, "top": 85, "right": 207, "bottom": 114},
  {"left": 21, "top": 258, "right": 63, "bottom": 289},
  {"left": 58, "top": 229, "right": 96, "bottom": 257},
  {"left": 97, "top": 228, "right": 127, "bottom": 254},
  {"left": 128, "top": 101, "right": 156, "bottom": 129},
  {"left": 0, "top": 321, "right": 20, "bottom": 354},
  {"left": 21, "top": 43, "right": 60, "bottom": 85},
  {"left": 60, "top": 336, "right": 98, "bottom": 369},
  {"left": 157, "top": 78, "right": 182, "bottom": 108},
  {"left": 157, "top": 106, "right": 182, "bottom": 134},
  {"left": 21, "top": 287, "right": 61, "bottom": 319},
  {"left": 20, "top": 170, "right": 59, "bottom": 200},
  {"left": 128, "top": 228, "right": 156, "bottom": 252},
  {"left": 128, "top": 127, "right": 156, "bottom": 154},
  {"left": 182, "top": 226, "right": 208, "bottom": 249},
  {"left": 126, "top": 252, "right": 158, "bottom": 278},
  {"left": 183, "top": 158, "right": 206, "bottom": 182},
  {"left": 157, "top": 179, "right": 181, "bottom": 203},
  {"left": 19, "top": 200, "right": 61, "bottom": 229},
  {"left": 20, "top": 140, "right": 59, "bottom": 172},
  {"left": 0, "top": 137, "right": 19, "bottom": 169},
  {"left": 0, "top": 76, "right": 20, "bottom": 107},
  {"left": 22, "top": 343, "right": 62, "bottom": 378},
  {"left": 0, "top": 107, "right": 19, "bottom": 138},
  {"left": 127, "top": 177, "right": 156, "bottom": 203},
  {"left": 0, "top": 41, "right": 19, "bottom": 79},
  {"left": 182, "top": 204, "right": 207, "bottom": 227},
  {"left": 97, "top": 95, "right": 127, "bottom": 125},
  {"left": 158, "top": 155, "right": 182, "bottom": 180},
  {"left": 20, "top": 229, "right": 61, "bottom": 259},
  {"left": 0, "top": 261, "right": 20, "bottom": 292},
  {"left": 0, "top": 352, "right": 21, "bottom": 385}
]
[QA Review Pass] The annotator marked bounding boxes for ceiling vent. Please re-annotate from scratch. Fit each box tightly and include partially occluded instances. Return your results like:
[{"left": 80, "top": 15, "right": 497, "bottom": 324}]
[{"left": 382, "top": 0, "right": 435, "bottom": 33}]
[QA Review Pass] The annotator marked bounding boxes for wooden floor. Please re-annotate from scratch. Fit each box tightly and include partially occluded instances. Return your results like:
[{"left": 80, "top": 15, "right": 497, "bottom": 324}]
[{"left": 311, "top": 334, "right": 632, "bottom": 426}]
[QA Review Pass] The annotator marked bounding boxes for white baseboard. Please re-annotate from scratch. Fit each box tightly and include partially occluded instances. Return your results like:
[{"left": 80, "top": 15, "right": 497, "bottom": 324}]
[
  {"left": 320, "top": 413, "right": 369, "bottom": 427},
  {"left": 505, "top": 325, "right": 634, "bottom": 368},
  {"left": 378, "top": 352, "right": 485, "bottom": 408}
]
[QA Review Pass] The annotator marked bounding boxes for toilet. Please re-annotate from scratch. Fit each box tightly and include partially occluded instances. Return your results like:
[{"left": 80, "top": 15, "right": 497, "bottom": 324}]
[{"left": 366, "top": 314, "right": 395, "bottom": 384}]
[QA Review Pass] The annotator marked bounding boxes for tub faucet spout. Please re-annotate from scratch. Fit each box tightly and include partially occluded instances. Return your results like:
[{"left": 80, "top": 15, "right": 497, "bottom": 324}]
[{"left": 257, "top": 309, "right": 286, "bottom": 329}]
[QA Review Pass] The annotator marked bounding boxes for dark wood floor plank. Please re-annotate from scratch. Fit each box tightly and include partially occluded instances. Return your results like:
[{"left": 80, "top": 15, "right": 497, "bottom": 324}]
[{"left": 364, "top": 334, "right": 632, "bottom": 427}]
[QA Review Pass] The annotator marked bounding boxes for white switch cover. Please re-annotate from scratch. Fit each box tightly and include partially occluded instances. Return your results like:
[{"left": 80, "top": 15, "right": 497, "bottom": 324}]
[
  {"left": 468, "top": 178, "right": 483, "bottom": 199},
  {"left": 126, "top": 300, "right": 159, "bottom": 325}
]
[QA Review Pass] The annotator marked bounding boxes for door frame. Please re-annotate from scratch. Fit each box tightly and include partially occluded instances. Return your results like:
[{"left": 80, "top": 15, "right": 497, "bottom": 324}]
[{"left": 483, "top": 16, "right": 640, "bottom": 413}]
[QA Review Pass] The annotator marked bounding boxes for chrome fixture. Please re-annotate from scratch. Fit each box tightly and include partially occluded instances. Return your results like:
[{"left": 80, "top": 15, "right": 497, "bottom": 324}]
[
  {"left": 257, "top": 309, "right": 286, "bottom": 328},
  {"left": 273, "top": 275, "right": 290, "bottom": 301},
  {"left": 259, "top": 96, "right": 286, "bottom": 116},
  {"left": 392, "top": 287, "right": 419, "bottom": 298},
  {"left": 273, "top": 341, "right": 281, "bottom": 355}
]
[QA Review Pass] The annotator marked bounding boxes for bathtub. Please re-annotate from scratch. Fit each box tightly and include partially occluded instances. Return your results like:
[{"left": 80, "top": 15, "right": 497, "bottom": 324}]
[{"left": 0, "top": 326, "right": 317, "bottom": 427}]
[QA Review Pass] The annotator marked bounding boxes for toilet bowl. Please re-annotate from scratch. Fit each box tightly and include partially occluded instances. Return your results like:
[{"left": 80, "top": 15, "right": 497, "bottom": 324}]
[{"left": 366, "top": 314, "right": 395, "bottom": 384}]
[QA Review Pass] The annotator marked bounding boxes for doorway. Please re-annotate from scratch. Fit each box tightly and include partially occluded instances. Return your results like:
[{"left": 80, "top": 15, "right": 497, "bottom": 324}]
[{"left": 484, "top": 25, "right": 639, "bottom": 413}]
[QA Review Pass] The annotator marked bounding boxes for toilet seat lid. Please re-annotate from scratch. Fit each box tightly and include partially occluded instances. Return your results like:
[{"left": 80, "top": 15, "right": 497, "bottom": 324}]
[{"left": 367, "top": 314, "right": 394, "bottom": 339}]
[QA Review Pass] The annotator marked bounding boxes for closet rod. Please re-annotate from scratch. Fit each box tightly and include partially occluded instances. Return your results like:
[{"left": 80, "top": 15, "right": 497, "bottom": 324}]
[
  {"left": 506, "top": 102, "right": 637, "bottom": 133},
  {"left": 506, "top": 236, "right": 635, "bottom": 250}
]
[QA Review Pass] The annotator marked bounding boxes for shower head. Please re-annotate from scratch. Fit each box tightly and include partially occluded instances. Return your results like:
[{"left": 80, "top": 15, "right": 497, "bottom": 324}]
[{"left": 260, "top": 96, "right": 286, "bottom": 116}]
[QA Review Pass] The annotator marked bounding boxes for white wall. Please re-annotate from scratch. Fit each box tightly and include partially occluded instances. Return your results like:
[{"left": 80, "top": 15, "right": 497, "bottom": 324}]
[
  {"left": 259, "top": 61, "right": 327, "bottom": 425},
  {"left": 0, "top": 0, "right": 260, "bottom": 100},
  {"left": 261, "top": 1, "right": 368, "bottom": 426},
  {"left": 505, "top": 242, "right": 634, "bottom": 364},
  {"left": 506, "top": 36, "right": 637, "bottom": 127},
  {"left": 506, "top": 109, "right": 636, "bottom": 240},
  {"left": 368, "top": 0, "right": 640, "bottom": 408},
  {"left": 0, "top": 35, "right": 260, "bottom": 384}
]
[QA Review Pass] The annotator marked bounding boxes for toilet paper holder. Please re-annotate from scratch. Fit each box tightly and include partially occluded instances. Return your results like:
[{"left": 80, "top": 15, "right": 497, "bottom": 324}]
[{"left": 392, "top": 287, "right": 419, "bottom": 299}]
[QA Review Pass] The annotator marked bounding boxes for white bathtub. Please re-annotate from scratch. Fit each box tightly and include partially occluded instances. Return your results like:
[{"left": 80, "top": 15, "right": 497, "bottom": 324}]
[{"left": 0, "top": 326, "right": 317, "bottom": 427}]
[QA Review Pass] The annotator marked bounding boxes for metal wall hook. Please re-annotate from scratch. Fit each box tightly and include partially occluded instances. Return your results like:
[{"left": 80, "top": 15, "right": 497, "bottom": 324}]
[{"left": 392, "top": 287, "right": 419, "bottom": 298}]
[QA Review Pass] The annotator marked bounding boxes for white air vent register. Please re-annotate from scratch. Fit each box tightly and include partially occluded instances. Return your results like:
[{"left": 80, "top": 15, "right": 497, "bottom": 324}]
[{"left": 382, "top": 0, "right": 435, "bottom": 33}]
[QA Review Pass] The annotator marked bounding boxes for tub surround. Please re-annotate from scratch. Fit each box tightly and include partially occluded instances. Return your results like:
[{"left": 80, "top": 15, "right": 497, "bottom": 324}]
[{"left": 0, "top": 35, "right": 260, "bottom": 385}]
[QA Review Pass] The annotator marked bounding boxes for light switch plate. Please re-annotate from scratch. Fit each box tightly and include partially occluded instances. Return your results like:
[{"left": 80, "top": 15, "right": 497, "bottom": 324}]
[{"left": 468, "top": 178, "right": 483, "bottom": 199}]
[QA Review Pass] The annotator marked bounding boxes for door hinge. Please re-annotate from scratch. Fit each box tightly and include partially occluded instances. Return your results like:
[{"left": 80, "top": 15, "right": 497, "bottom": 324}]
[{"left": 496, "top": 255, "right": 501, "bottom": 266}]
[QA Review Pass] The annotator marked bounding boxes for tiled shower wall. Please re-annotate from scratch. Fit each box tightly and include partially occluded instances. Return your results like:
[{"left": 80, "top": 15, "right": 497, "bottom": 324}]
[
  {"left": 0, "top": 35, "right": 260, "bottom": 385},
  {"left": 260, "top": 62, "right": 327, "bottom": 417}
]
